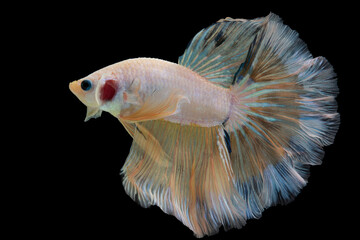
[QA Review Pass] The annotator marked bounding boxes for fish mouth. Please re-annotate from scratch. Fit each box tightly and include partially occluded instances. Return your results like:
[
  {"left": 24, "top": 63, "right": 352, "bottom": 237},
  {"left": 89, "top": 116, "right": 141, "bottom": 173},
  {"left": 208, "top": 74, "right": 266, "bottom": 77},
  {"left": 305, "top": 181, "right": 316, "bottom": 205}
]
[
  {"left": 69, "top": 81, "right": 79, "bottom": 95},
  {"left": 69, "top": 80, "right": 88, "bottom": 106},
  {"left": 69, "top": 80, "right": 87, "bottom": 101},
  {"left": 70, "top": 80, "right": 101, "bottom": 113}
]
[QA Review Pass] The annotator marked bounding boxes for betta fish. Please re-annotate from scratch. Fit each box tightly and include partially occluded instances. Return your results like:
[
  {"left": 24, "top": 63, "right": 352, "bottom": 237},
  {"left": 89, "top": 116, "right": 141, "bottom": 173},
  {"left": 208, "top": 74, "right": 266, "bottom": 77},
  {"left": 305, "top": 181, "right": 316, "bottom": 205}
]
[{"left": 69, "top": 14, "right": 339, "bottom": 237}]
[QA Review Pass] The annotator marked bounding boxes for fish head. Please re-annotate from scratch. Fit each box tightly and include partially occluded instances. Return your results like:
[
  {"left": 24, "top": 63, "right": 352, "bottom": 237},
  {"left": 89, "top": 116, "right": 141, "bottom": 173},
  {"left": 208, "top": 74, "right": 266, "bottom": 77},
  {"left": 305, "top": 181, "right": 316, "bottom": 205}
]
[
  {"left": 69, "top": 78, "right": 98, "bottom": 107},
  {"left": 70, "top": 68, "right": 124, "bottom": 121},
  {"left": 69, "top": 71, "right": 104, "bottom": 121}
]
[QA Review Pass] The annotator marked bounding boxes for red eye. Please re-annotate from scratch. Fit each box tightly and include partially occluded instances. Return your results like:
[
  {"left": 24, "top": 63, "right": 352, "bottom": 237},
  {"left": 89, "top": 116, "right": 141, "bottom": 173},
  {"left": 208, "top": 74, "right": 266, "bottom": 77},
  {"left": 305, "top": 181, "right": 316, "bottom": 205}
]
[{"left": 100, "top": 80, "right": 118, "bottom": 101}]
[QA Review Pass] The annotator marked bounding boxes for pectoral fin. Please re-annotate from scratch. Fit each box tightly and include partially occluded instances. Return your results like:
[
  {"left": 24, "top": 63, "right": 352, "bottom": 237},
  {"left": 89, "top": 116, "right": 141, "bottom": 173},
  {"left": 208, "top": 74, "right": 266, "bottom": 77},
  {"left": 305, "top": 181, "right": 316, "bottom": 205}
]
[
  {"left": 120, "top": 90, "right": 188, "bottom": 122},
  {"left": 85, "top": 107, "right": 102, "bottom": 122}
]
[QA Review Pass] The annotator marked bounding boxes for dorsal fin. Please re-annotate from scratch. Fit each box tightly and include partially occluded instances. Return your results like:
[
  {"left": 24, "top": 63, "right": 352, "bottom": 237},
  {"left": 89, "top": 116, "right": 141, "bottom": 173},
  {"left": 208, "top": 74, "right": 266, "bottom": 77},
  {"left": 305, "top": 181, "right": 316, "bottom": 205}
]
[{"left": 178, "top": 14, "right": 274, "bottom": 88}]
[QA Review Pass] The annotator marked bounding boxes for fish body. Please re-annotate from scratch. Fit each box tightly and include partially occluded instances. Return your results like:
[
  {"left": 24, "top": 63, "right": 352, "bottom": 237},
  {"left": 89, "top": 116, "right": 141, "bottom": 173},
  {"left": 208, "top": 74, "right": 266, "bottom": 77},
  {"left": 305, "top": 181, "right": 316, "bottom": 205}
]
[
  {"left": 70, "top": 14, "right": 339, "bottom": 237},
  {"left": 74, "top": 58, "right": 231, "bottom": 127}
]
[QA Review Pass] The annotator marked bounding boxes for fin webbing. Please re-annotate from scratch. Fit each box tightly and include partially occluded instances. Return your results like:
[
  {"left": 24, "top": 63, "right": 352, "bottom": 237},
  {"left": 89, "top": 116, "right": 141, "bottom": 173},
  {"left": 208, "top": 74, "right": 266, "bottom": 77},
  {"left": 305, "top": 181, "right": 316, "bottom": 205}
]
[
  {"left": 232, "top": 25, "right": 267, "bottom": 84},
  {"left": 85, "top": 107, "right": 102, "bottom": 122},
  {"left": 120, "top": 89, "right": 187, "bottom": 122},
  {"left": 225, "top": 13, "right": 339, "bottom": 212},
  {"left": 178, "top": 15, "right": 269, "bottom": 87},
  {"left": 121, "top": 120, "right": 246, "bottom": 237},
  {"left": 223, "top": 129, "right": 232, "bottom": 154}
]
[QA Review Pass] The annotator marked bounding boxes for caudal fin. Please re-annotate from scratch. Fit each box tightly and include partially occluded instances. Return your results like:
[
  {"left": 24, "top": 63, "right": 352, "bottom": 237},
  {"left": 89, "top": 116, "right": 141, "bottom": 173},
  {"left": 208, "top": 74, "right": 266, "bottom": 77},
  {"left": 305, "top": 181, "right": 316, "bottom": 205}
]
[{"left": 226, "top": 14, "right": 339, "bottom": 214}]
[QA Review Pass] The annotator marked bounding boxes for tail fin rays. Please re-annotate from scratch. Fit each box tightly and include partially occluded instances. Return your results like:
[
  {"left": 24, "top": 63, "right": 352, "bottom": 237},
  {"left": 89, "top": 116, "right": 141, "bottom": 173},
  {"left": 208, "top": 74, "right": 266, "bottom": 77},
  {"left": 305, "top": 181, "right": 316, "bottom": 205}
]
[{"left": 226, "top": 14, "right": 339, "bottom": 210}]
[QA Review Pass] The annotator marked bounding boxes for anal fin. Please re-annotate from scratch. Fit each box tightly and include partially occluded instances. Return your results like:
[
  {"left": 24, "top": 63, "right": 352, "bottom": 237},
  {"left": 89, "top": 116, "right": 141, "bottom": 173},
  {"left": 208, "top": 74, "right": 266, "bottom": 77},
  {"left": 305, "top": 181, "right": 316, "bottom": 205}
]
[
  {"left": 119, "top": 119, "right": 136, "bottom": 138},
  {"left": 121, "top": 120, "right": 246, "bottom": 237}
]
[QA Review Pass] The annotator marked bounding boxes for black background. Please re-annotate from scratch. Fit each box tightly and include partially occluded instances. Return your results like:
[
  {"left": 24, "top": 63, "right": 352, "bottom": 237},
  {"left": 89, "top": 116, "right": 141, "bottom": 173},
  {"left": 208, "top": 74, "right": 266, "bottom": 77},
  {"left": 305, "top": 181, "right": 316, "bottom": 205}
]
[{"left": 26, "top": 2, "right": 356, "bottom": 239}]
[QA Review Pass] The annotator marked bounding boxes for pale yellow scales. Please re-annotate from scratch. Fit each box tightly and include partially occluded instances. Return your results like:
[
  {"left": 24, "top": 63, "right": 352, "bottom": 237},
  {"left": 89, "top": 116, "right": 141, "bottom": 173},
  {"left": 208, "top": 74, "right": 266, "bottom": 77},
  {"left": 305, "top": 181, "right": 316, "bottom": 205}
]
[{"left": 70, "top": 14, "right": 339, "bottom": 237}]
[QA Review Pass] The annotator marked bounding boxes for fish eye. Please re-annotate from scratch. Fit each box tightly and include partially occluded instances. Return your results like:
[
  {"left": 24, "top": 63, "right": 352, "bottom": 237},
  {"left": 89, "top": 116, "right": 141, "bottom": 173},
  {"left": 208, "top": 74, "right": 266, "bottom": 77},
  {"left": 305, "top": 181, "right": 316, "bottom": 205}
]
[{"left": 81, "top": 80, "right": 92, "bottom": 91}]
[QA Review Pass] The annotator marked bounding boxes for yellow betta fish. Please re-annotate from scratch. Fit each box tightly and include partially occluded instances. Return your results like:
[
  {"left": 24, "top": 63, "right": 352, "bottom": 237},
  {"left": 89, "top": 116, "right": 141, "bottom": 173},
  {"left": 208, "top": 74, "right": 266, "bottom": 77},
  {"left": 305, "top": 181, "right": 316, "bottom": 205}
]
[{"left": 69, "top": 14, "right": 339, "bottom": 237}]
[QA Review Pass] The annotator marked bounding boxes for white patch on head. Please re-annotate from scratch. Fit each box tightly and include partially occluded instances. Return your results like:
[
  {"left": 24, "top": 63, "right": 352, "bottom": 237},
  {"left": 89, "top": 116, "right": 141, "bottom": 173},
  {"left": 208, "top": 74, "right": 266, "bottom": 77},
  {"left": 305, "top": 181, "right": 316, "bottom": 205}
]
[{"left": 100, "top": 89, "right": 124, "bottom": 118}]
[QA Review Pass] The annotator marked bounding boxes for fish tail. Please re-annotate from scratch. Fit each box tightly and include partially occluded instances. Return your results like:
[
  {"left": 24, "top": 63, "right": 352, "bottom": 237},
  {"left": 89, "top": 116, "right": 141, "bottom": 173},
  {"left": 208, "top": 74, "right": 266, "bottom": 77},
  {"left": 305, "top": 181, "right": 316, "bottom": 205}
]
[{"left": 226, "top": 13, "right": 339, "bottom": 214}]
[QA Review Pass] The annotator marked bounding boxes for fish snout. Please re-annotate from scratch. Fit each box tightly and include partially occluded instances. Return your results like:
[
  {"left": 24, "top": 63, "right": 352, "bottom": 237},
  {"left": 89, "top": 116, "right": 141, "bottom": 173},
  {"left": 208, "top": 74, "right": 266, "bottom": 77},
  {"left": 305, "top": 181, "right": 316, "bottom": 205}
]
[
  {"left": 69, "top": 80, "right": 99, "bottom": 108},
  {"left": 69, "top": 81, "right": 80, "bottom": 95},
  {"left": 69, "top": 80, "right": 87, "bottom": 105}
]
